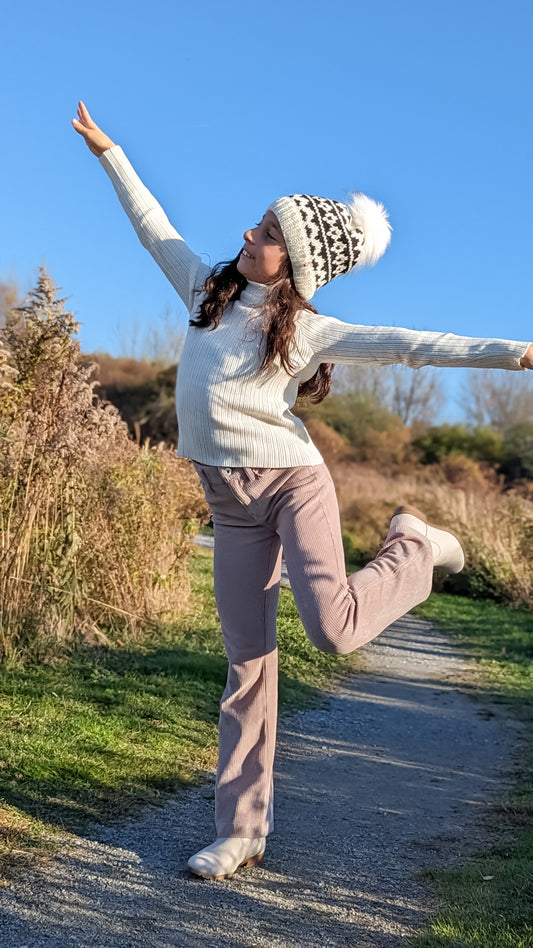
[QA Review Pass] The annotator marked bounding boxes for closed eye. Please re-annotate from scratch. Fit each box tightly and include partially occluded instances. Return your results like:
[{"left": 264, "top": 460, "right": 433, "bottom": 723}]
[{"left": 254, "top": 218, "right": 279, "bottom": 241}]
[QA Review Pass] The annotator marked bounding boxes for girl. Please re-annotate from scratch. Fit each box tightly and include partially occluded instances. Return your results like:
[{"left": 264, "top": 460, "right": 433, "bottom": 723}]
[{"left": 73, "top": 101, "right": 532, "bottom": 881}]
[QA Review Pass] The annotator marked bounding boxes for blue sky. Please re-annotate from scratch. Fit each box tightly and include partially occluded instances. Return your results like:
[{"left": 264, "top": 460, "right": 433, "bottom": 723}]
[{"left": 1, "top": 0, "right": 531, "bottom": 417}]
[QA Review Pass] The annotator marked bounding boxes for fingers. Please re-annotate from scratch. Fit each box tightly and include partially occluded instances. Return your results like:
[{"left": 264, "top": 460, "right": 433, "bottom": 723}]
[
  {"left": 71, "top": 116, "right": 93, "bottom": 139},
  {"left": 77, "top": 100, "right": 96, "bottom": 128},
  {"left": 72, "top": 100, "right": 115, "bottom": 156},
  {"left": 71, "top": 117, "right": 88, "bottom": 136}
]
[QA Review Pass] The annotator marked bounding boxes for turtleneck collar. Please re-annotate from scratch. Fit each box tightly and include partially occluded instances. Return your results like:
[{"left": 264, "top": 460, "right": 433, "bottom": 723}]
[{"left": 240, "top": 279, "right": 270, "bottom": 306}]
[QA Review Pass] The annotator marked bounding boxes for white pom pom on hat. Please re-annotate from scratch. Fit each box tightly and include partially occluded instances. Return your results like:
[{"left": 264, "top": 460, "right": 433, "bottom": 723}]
[
  {"left": 345, "top": 192, "right": 392, "bottom": 269},
  {"left": 267, "top": 190, "right": 392, "bottom": 300}
]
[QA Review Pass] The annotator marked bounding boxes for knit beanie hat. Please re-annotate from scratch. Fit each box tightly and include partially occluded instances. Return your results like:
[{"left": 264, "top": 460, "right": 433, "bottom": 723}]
[{"left": 267, "top": 192, "right": 392, "bottom": 300}]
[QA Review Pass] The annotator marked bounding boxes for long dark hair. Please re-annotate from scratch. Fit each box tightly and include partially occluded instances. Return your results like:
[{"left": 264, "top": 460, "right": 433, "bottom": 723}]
[{"left": 189, "top": 256, "right": 333, "bottom": 403}]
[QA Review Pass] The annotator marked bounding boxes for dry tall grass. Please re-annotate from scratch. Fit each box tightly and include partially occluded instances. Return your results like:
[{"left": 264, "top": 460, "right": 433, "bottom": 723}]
[
  {"left": 333, "top": 459, "right": 533, "bottom": 607},
  {"left": 0, "top": 270, "right": 207, "bottom": 662}
]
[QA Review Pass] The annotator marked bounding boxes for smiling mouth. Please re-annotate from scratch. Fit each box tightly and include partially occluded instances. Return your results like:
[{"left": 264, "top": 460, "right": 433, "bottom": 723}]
[{"left": 241, "top": 248, "right": 255, "bottom": 260}]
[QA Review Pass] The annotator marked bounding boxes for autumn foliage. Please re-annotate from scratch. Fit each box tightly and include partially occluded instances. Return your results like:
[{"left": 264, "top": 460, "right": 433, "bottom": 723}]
[
  {"left": 0, "top": 270, "right": 207, "bottom": 662},
  {"left": 91, "top": 332, "right": 533, "bottom": 609}
]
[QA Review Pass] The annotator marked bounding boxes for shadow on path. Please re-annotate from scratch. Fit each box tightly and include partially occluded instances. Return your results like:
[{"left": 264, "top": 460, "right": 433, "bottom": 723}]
[{"left": 0, "top": 615, "right": 523, "bottom": 947}]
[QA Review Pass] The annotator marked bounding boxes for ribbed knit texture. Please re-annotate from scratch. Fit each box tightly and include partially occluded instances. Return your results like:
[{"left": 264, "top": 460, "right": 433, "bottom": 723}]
[{"left": 99, "top": 146, "right": 530, "bottom": 468}]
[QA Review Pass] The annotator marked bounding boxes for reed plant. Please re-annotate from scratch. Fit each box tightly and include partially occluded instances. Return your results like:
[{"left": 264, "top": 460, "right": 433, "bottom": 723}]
[
  {"left": 332, "top": 460, "right": 533, "bottom": 608},
  {"left": 0, "top": 270, "right": 207, "bottom": 663}
]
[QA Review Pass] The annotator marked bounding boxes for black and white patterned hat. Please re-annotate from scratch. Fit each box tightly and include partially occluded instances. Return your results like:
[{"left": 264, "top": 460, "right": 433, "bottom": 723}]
[{"left": 267, "top": 191, "right": 392, "bottom": 299}]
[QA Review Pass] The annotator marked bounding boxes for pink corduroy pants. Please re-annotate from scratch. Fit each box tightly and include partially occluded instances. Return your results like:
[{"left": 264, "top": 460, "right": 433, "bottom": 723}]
[{"left": 192, "top": 461, "right": 433, "bottom": 839}]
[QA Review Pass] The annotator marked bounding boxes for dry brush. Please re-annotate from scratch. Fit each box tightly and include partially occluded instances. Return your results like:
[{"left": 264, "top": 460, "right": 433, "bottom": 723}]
[{"left": 0, "top": 270, "right": 208, "bottom": 662}]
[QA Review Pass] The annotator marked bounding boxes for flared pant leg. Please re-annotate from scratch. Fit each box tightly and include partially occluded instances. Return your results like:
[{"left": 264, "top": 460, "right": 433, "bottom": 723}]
[{"left": 212, "top": 518, "right": 282, "bottom": 838}]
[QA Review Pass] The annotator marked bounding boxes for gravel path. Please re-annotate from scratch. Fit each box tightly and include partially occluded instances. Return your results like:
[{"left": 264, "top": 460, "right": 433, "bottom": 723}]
[{"left": 0, "top": 611, "right": 523, "bottom": 946}]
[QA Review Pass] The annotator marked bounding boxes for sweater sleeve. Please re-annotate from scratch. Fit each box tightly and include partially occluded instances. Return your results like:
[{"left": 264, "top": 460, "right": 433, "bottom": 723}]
[
  {"left": 297, "top": 311, "right": 531, "bottom": 371},
  {"left": 98, "top": 146, "right": 211, "bottom": 314}
]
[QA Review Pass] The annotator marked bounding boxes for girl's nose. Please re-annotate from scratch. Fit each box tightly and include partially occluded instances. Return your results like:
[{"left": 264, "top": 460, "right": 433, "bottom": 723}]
[{"left": 243, "top": 227, "right": 254, "bottom": 243}]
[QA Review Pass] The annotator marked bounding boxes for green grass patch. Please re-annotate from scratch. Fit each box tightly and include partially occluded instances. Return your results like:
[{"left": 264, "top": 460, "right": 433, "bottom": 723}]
[
  {"left": 411, "top": 593, "right": 533, "bottom": 947},
  {"left": 414, "top": 593, "right": 533, "bottom": 716},
  {"left": 0, "top": 547, "right": 356, "bottom": 881}
]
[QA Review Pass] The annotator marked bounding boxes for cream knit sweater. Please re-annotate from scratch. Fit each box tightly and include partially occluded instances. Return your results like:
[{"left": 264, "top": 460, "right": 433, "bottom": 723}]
[{"left": 99, "top": 147, "right": 530, "bottom": 467}]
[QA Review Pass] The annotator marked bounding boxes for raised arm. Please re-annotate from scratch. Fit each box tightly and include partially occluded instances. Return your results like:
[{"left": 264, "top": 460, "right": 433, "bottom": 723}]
[
  {"left": 72, "top": 101, "right": 210, "bottom": 313},
  {"left": 297, "top": 311, "right": 532, "bottom": 372}
]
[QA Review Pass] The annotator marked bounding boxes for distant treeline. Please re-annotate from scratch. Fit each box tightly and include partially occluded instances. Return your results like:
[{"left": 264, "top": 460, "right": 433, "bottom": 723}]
[{"left": 87, "top": 352, "right": 533, "bottom": 487}]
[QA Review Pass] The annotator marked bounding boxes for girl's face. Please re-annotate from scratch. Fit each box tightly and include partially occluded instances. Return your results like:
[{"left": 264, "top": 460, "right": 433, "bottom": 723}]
[{"left": 236, "top": 210, "right": 289, "bottom": 283}]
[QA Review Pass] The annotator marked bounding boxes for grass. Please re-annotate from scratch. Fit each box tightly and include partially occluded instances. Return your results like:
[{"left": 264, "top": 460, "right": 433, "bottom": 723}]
[
  {"left": 410, "top": 593, "right": 533, "bottom": 947},
  {"left": 2, "top": 547, "right": 532, "bottom": 942},
  {"left": 0, "top": 547, "right": 357, "bottom": 882}
]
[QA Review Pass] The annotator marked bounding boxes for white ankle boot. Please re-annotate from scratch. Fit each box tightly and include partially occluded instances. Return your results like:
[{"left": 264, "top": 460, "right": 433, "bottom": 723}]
[
  {"left": 387, "top": 504, "right": 465, "bottom": 573},
  {"left": 187, "top": 836, "right": 266, "bottom": 880}
]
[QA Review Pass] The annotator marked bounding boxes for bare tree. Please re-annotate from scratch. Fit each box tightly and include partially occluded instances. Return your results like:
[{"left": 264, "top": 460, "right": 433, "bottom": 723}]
[
  {"left": 114, "top": 313, "right": 142, "bottom": 360},
  {"left": 333, "top": 363, "right": 445, "bottom": 425},
  {"left": 113, "top": 306, "right": 186, "bottom": 365},
  {"left": 141, "top": 306, "right": 185, "bottom": 364},
  {"left": 388, "top": 365, "right": 444, "bottom": 425},
  {"left": 332, "top": 363, "right": 390, "bottom": 403},
  {"left": 461, "top": 370, "right": 533, "bottom": 431}
]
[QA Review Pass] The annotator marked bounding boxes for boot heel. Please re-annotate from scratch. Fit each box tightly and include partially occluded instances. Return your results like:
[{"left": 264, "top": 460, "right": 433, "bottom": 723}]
[{"left": 240, "top": 852, "right": 264, "bottom": 869}]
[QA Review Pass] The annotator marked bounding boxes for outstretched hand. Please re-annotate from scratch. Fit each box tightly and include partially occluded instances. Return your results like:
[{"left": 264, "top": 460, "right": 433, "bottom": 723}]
[
  {"left": 71, "top": 101, "right": 115, "bottom": 157},
  {"left": 520, "top": 343, "right": 533, "bottom": 369}
]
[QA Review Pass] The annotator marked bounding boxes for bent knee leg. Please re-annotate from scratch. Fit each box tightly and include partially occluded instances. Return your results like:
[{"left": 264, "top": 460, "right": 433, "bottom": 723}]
[
  {"left": 300, "top": 589, "right": 388, "bottom": 655},
  {"left": 303, "top": 614, "right": 359, "bottom": 656}
]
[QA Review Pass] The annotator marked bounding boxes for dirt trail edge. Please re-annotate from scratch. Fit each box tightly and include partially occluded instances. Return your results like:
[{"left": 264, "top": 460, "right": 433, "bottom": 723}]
[{"left": 0, "top": 614, "right": 523, "bottom": 947}]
